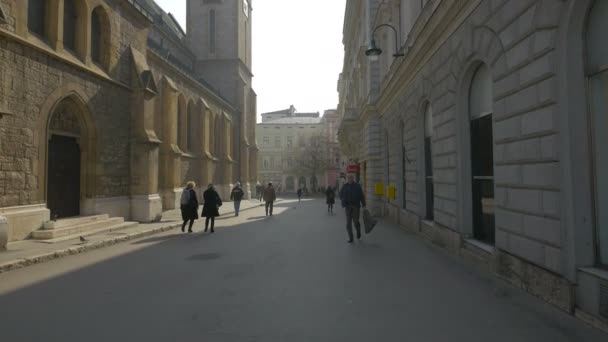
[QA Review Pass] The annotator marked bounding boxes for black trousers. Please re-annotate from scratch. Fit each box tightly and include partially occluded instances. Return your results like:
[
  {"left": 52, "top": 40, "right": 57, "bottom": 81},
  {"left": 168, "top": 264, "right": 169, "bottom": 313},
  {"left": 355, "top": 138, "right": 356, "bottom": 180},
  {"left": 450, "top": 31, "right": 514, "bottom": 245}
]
[
  {"left": 265, "top": 201, "right": 274, "bottom": 215},
  {"left": 205, "top": 217, "right": 215, "bottom": 231},
  {"left": 345, "top": 206, "right": 361, "bottom": 240}
]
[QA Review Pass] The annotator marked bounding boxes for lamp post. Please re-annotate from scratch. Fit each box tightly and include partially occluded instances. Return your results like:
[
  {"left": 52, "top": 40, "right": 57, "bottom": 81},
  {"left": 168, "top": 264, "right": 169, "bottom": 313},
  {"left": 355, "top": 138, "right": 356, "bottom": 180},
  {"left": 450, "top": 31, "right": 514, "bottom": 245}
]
[{"left": 365, "top": 24, "right": 404, "bottom": 59}]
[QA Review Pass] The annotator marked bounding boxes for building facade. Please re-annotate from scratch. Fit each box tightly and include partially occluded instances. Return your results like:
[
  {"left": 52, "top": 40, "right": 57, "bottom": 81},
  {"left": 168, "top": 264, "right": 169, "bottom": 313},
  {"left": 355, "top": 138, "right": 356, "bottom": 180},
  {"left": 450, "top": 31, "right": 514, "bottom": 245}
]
[
  {"left": 338, "top": 0, "right": 608, "bottom": 326},
  {"left": 257, "top": 106, "right": 334, "bottom": 192},
  {"left": 0, "top": 0, "right": 258, "bottom": 244}
]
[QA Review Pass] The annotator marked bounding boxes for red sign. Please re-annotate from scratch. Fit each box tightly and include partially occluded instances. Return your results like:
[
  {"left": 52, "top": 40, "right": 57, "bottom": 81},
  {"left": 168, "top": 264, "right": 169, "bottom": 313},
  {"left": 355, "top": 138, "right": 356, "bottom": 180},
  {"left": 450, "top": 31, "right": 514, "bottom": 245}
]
[{"left": 347, "top": 164, "right": 360, "bottom": 173}]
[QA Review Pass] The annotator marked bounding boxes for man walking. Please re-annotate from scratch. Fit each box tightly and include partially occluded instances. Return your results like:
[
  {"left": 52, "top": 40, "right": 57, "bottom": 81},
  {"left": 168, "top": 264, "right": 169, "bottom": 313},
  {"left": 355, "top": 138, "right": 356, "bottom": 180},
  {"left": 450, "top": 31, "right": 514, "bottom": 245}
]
[
  {"left": 339, "top": 175, "right": 366, "bottom": 243},
  {"left": 230, "top": 182, "right": 245, "bottom": 216},
  {"left": 263, "top": 182, "right": 277, "bottom": 216}
]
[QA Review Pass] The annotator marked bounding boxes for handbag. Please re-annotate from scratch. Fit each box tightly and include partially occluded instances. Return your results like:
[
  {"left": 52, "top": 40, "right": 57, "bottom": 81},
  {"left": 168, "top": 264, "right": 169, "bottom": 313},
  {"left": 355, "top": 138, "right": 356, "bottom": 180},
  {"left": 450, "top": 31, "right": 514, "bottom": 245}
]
[{"left": 363, "top": 208, "right": 377, "bottom": 234}]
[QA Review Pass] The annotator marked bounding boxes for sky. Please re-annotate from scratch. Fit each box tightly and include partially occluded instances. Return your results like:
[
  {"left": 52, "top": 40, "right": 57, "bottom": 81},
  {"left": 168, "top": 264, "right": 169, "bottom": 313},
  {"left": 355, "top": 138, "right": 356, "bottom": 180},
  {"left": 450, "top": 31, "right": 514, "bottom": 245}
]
[{"left": 154, "top": 0, "right": 347, "bottom": 120}]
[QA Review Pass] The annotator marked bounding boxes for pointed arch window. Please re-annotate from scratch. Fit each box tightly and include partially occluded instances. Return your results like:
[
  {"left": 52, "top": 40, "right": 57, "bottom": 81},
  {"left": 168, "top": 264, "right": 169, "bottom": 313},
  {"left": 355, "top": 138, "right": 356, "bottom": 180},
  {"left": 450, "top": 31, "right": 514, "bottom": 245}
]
[
  {"left": 586, "top": 0, "right": 608, "bottom": 265},
  {"left": 91, "top": 6, "right": 109, "bottom": 67},
  {"left": 63, "top": 0, "right": 77, "bottom": 52},
  {"left": 469, "top": 64, "right": 495, "bottom": 244},
  {"left": 28, "top": 0, "right": 46, "bottom": 37}
]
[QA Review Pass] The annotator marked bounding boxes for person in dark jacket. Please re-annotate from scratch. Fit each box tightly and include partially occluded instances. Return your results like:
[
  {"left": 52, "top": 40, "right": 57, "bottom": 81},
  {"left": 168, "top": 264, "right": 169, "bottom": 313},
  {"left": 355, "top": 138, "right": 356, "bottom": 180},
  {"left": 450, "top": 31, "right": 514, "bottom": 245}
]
[
  {"left": 339, "top": 175, "right": 366, "bottom": 243},
  {"left": 230, "top": 182, "right": 245, "bottom": 217},
  {"left": 297, "top": 188, "right": 303, "bottom": 202},
  {"left": 201, "top": 184, "right": 222, "bottom": 233},
  {"left": 180, "top": 181, "right": 199, "bottom": 233},
  {"left": 326, "top": 186, "right": 336, "bottom": 213},
  {"left": 263, "top": 182, "right": 277, "bottom": 216}
]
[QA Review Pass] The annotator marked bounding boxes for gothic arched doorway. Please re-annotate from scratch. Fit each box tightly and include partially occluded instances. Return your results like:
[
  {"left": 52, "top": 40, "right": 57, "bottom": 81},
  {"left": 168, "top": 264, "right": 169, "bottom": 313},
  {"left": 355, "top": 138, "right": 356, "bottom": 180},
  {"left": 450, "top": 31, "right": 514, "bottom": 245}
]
[{"left": 46, "top": 97, "right": 93, "bottom": 219}]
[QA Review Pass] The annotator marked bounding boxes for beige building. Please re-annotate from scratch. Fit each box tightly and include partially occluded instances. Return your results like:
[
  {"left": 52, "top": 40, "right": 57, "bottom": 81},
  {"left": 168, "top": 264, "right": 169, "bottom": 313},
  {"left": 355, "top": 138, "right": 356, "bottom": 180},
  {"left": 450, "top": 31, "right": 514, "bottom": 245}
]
[
  {"left": 338, "top": 0, "right": 608, "bottom": 326},
  {"left": 257, "top": 106, "right": 329, "bottom": 192},
  {"left": 0, "top": 0, "right": 258, "bottom": 245}
]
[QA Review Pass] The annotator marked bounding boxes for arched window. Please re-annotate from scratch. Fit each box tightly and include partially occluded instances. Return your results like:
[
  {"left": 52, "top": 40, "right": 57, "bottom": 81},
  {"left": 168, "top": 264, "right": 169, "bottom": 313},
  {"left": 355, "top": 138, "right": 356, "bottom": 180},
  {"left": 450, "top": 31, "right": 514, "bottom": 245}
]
[
  {"left": 423, "top": 103, "right": 434, "bottom": 220},
  {"left": 28, "top": 0, "right": 46, "bottom": 37},
  {"left": 586, "top": 0, "right": 608, "bottom": 264},
  {"left": 209, "top": 10, "right": 216, "bottom": 54},
  {"left": 63, "top": 0, "right": 77, "bottom": 52},
  {"left": 91, "top": 6, "right": 109, "bottom": 67},
  {"left": 401, "top": 121, "right": 407, "bottom": 209},
  {"left": 187, "top": 102, "right": 196, "bottom": 152},
  {"left": 469, "top": 63, "right": 495, "bottom": 244}
]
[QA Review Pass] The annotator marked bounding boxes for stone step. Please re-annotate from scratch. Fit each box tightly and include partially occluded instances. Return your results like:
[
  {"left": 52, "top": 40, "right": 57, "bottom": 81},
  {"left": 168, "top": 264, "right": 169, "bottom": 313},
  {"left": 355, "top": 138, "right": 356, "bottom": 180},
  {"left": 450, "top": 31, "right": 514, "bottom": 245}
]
[
  {"left": 43, "top": 214, "right": 110, "bottom": 230},
  {"left": 33, "top": 217, "right": 125, "bottom": 240},
  {"left": 35, "top": 221, "right": 140, "bottom": 244}
]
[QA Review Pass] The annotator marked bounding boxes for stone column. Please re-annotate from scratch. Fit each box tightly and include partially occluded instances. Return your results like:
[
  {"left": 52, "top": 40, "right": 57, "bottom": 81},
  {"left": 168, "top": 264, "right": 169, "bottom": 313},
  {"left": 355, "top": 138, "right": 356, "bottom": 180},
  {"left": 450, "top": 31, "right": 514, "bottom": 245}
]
[
  {"left": 159, "top": 77, "right": 183, "bottom": 210},
  {"left": 198, "top": 98, "right": 213, "bottom": 200},
  {"left": 129, "top": 50, "right": 162, "bottom": 222}
]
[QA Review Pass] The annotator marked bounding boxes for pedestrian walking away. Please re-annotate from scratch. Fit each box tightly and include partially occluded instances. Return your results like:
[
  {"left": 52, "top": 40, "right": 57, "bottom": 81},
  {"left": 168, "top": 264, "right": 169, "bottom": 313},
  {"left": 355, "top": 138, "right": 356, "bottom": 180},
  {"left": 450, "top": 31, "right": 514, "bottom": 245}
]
[
  {"left": 255, "top": 182, "right": 262, "bottom": 202},
  {"left": 339, "top": 175, "right": 366, "bottom": 243},
  {"left": 325, "top": 186, "right": 336, "bottom": 214},
  {"left": 297, "top": 188, "right": 302, "bottom": 202},
  {"left": 263, "top": 182, "right": 277, "bottom": 216},
  {"left": 180, "top": 181, "right": 199, "bottom": 233},
  {"left": 230, "top": 182, "right": 245, "bottom": 217},
  {"left": 258, "top": 184, "right": 265, "bottom": 201},
  {"left": 201, "top": 184, "right": 222, "bottom": 233}
]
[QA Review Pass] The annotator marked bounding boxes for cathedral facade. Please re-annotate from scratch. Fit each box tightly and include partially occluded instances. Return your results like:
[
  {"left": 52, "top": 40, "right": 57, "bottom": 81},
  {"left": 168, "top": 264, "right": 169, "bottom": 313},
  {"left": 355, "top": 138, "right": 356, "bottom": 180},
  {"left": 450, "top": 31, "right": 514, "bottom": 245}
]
[{"left": 0, "top": 0, "right": 258, "bottom": 242}]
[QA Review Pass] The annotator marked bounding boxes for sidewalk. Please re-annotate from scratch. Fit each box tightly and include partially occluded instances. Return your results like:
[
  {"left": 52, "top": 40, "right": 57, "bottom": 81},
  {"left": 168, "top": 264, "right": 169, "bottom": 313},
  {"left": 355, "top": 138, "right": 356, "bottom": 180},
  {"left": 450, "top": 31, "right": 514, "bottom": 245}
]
[{"left": 0, "top": 199, "right": 267, "bottom": 273}]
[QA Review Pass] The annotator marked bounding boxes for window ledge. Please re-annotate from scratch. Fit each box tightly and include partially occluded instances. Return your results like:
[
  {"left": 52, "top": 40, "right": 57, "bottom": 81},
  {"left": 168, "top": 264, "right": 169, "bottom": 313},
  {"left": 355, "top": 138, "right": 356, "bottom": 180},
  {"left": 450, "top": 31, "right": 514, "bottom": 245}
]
[
  {"left": 579, "top": 267, "right": 608, "bottom": 281},
  {"left": 464, "top": 238, "right": 495, "bottom": 255}
]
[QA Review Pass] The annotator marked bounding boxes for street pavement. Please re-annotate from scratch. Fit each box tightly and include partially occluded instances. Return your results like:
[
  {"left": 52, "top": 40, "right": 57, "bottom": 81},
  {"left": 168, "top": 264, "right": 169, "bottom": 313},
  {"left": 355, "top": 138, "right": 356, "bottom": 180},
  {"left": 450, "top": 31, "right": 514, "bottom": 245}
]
[{"left": 0, "top": 198, "right": 606, "bottom": 342}]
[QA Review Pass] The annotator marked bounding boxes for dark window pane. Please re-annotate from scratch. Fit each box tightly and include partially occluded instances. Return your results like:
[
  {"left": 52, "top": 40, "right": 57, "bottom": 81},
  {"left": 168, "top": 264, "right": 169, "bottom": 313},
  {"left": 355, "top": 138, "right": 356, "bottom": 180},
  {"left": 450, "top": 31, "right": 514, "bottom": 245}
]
[
  {"left": 63, "top": 0, "right": 77, "bottom": 52},
  {"left": 91, "top": 9, "right": 102, "bottom": 64},
  {"left": 28, "top": 0, "right": 45, "bottom": 37},
  {"left": 471, "top": 114, "right": 495, "bottom": 244},
  {"left": 425, "top": 136, "right": 434, "bottom": 220},
  {"left": 209, "top": 10, "right": 216, "bottom": 53}
]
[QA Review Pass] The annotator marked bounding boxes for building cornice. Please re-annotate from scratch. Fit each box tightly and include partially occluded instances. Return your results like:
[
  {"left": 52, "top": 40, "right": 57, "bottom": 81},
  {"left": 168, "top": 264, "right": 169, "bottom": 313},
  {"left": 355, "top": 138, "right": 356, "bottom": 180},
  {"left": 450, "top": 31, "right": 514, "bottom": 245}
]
[{"left": 374, "top": 0, "right": 482, "bottom": 115}]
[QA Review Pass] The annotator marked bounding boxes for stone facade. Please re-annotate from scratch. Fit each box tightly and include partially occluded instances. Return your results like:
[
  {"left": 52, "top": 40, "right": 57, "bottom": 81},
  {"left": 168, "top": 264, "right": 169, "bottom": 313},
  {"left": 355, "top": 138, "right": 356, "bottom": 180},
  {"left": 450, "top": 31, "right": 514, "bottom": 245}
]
[
  {"left": 257, "top": 106, "right": 337, "bottom": 193},
  {"left": 0, "top": 0, "right": 258, "bottom": 242},
  {"left": 338, "top": 0, "right": 608, "bottom": 325}
]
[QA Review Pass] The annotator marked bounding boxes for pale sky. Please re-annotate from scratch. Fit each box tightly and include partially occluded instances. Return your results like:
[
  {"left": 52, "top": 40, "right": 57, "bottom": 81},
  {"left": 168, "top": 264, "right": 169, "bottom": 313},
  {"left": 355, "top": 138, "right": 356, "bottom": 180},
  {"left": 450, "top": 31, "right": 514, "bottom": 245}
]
[{"left": 154, "top": 0, "right": 347, "bottom": 121}]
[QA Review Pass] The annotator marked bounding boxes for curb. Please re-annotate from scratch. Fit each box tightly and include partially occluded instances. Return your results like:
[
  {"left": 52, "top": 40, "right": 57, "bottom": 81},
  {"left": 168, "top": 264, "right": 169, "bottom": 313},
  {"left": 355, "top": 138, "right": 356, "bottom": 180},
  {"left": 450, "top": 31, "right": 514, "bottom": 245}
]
[
  {"left": 0, "top": 222, "right": 181, "bottom": 274},
  {"left": 0, "top": 200, "right": 273, "bottom": 274}
]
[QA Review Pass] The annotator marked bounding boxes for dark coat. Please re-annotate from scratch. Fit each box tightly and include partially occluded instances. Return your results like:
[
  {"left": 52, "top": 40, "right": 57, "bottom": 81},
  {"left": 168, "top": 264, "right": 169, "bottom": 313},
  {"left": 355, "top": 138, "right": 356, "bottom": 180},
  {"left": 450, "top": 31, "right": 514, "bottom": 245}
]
[
  {"left": 263, "top": 187, "right": 276, "bottom": 202},
  {"left": 326, "top": 188, "right": 336, "bottom": 205},
  {"left": 230, "top": 187, "right": 245, "bottom": 201},
  {"left": 202, "top": 189, "right": 222, "bottom": 217},
  {"left": 339, "top": 182, "right": 366, "bottom": 208},
  {"left": 180, "top": 188, "right": 199, "bottom": 221}
]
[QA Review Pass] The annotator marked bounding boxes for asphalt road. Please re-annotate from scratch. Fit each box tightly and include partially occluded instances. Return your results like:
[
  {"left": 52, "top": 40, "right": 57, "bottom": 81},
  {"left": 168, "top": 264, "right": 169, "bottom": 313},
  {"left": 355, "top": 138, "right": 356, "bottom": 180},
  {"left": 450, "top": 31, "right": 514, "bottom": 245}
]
[{"left": 0, "top": 198, "right": 606, "bottom": 342}]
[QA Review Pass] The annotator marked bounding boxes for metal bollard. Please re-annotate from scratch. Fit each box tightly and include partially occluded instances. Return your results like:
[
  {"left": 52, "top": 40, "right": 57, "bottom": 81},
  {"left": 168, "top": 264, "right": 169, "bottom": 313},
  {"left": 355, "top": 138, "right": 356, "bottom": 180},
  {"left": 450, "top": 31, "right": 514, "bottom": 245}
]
[{"left": 0, "top": 215, "right": 7, "bottom": 251}]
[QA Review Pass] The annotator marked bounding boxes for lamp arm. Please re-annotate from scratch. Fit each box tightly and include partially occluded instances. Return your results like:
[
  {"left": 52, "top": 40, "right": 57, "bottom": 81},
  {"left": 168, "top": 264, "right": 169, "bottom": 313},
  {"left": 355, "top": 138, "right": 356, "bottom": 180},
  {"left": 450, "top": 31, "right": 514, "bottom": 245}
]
[{"left": 371, "top": 24, "right": 404, "bottom": 57}]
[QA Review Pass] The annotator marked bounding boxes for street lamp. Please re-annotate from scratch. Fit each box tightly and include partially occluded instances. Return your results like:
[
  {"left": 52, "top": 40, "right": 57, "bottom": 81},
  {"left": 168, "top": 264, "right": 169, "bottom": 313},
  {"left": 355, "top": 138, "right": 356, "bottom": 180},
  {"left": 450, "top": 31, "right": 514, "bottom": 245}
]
[{"left": 365, "top": 24, "right": 404, "bottom": 59}]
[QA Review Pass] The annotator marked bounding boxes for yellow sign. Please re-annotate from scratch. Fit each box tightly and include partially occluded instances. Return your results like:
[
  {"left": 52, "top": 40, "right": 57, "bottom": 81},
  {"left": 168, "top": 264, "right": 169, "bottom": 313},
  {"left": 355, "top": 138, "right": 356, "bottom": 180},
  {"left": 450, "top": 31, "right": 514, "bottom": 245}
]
[
  {"left": 375, "top": 183, "right": 384, "bottom": 196},
  {"left": 387, "top": 186, "right": 396, "bottom": 200}
]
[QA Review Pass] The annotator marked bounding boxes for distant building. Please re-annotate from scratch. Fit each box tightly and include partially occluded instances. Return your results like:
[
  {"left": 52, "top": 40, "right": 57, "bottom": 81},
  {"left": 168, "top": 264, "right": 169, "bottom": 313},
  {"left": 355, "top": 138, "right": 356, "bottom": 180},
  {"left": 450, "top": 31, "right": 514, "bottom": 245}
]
[{"left": 257, "top": 106, "right": 336, "bottom": 192}]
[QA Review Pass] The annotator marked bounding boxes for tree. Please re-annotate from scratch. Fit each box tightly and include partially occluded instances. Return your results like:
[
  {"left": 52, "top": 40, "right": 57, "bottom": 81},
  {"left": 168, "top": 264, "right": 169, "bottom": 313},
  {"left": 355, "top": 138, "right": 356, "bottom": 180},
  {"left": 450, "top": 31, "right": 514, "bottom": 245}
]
[{"left": 289, "top": 132, "right": 330, "bottom": 192}]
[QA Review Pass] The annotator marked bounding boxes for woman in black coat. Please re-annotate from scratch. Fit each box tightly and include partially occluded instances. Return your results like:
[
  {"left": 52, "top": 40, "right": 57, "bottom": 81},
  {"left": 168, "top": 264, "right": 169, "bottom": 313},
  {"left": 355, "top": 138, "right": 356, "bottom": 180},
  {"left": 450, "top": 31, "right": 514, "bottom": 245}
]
[
  {"left": 180, "top": 181, "right": 199, "bottom": 233},
  {"left": 201, "top": 184, "right": 222, "bottom": 233},
  {"left": 326, "top": 186, "right": 336, "bottom": 213}
]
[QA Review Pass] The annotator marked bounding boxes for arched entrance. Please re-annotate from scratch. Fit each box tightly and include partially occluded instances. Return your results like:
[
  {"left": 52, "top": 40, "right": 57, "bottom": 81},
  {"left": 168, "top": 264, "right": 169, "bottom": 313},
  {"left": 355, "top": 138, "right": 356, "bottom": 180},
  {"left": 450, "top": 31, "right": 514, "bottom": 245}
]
[{"left": 46, "top": 97, "right": 92, "bottom": 219}]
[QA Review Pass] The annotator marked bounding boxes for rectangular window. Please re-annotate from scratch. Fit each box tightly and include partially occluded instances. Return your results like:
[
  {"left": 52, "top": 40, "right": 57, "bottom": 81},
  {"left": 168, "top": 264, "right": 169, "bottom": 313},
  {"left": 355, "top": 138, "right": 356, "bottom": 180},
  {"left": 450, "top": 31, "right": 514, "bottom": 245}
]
[
  {"left": 287, "top": 137, "right": 293, "bottom": 149},
  {"left": 589, "top": 69, "right": 608, "bottom": 264},
  {"left": 424, "top": 136, "right": 434, "bottom": 220},
  {"left": 28, "top": 0, "right": 45, "bottom": 37},
  {"left": 209, "top": 10, "right": 216, "bottom": 54},
  {"left": 274, "top": 136, "right": 281, "bottom": 148},
  {"left": 471, "top": 115, "right": 495, "bottom": 244},
  {"left": 263, "top": 136, "right": 269, "bottom": 146}
]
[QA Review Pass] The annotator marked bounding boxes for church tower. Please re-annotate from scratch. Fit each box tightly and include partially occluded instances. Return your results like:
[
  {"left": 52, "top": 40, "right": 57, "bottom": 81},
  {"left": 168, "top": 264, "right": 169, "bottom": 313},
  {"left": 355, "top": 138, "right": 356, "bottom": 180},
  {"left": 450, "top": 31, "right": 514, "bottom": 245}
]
[{"left": 186, "top": 0, "right": 257, "bottom": 196}]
